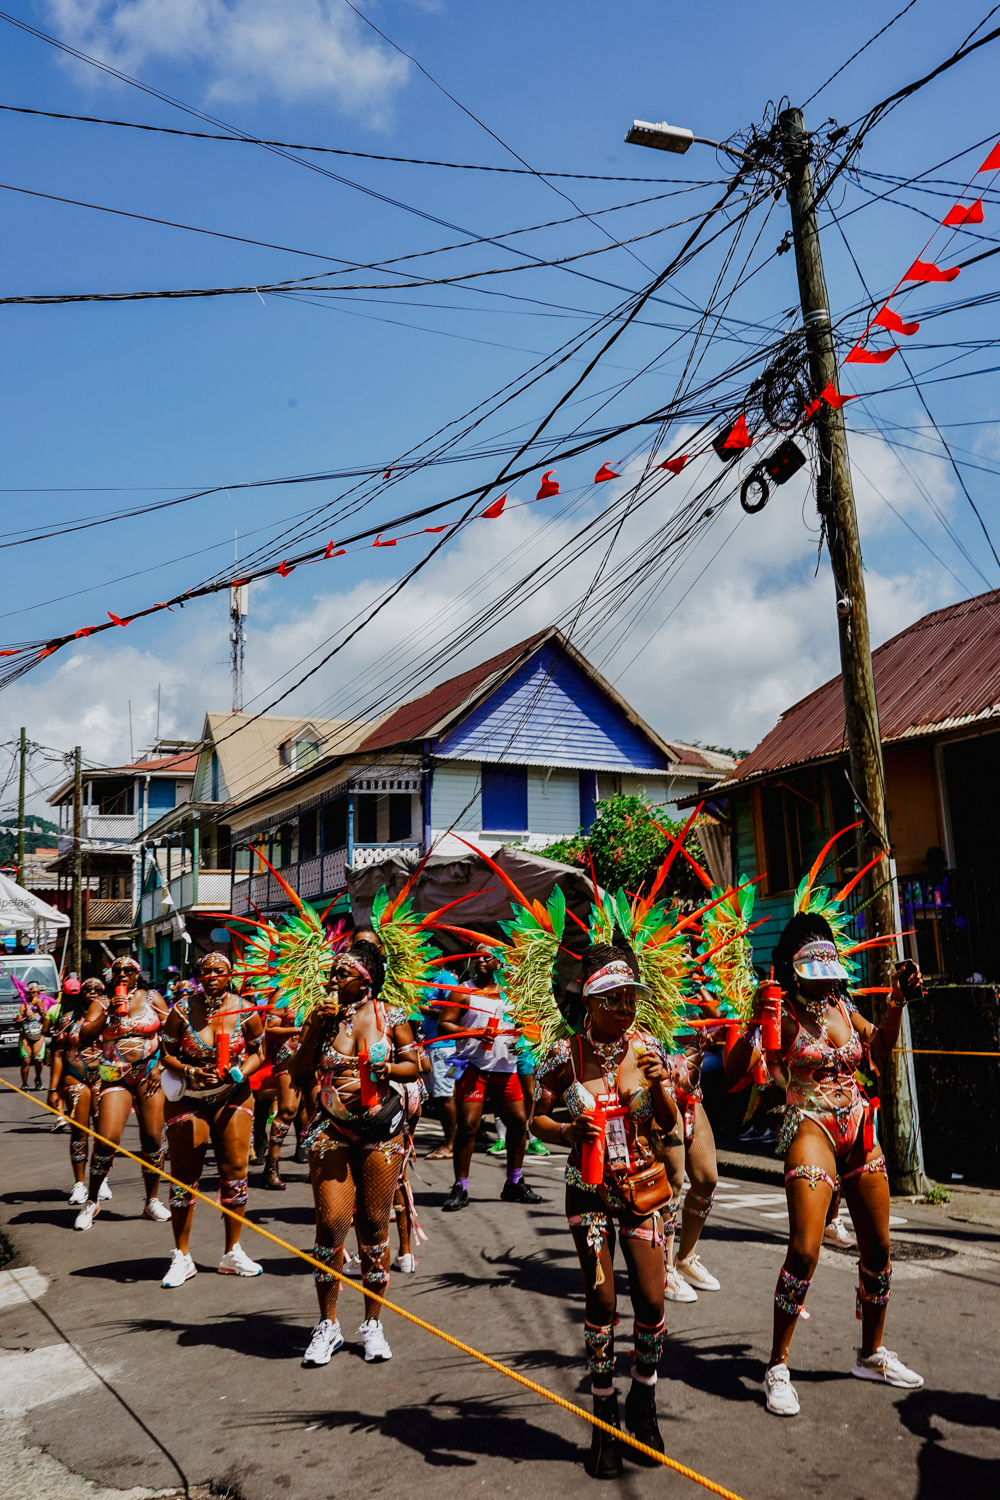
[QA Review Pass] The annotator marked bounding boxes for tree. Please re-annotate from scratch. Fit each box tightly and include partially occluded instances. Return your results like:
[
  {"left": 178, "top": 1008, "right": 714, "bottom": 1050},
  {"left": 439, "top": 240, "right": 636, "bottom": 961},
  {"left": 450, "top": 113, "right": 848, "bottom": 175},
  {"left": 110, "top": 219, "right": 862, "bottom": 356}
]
[{"left": 534, "top": 793, "right": 709, "bottom": 903}]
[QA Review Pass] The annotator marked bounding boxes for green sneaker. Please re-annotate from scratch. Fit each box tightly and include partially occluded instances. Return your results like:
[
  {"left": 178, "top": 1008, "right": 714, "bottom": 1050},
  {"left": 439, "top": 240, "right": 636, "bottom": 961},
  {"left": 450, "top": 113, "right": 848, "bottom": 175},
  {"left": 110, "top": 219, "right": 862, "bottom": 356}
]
[
  {"left": 486, "top": 1139, "right": 506, "bottom": 1156},
  {"left": 526, "top": 1136, "right": 550, "bottom": 1157}
]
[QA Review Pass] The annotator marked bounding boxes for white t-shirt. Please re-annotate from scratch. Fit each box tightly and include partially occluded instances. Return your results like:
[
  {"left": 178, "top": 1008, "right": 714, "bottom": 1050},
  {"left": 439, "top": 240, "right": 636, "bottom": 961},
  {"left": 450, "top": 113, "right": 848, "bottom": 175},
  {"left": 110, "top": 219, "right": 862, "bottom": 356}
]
[{"left": 451, "top": 987, "right": 517, "bottom": 1074}]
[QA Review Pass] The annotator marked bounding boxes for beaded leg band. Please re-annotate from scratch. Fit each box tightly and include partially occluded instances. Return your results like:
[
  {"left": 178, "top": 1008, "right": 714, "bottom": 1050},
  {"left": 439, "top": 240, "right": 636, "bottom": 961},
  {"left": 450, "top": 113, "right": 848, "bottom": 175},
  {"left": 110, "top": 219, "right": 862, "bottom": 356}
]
[
  {"left": 140, "top": 1146, "right": 165, "bottom": 1175},
  {"left": 775, "top": 1265, "right": 811, "bottom": 1317},
  {"left": 842, "top": 1154, "right": 887, "bottom": 1184},
  {"left": 269, "top": 1120, "right": 290, "bottom": 1150},
  {"left": 89, "top": 1148, "right": 115, "bottom": 1188},
  {"left": 633, "top": 1317, "right": 665, "bottom": 1375},
  {"left": 70, "top": 1136, "right": 88, "bottom": 1165},
  {"left": 219, "top": 1177, "right": 248, "bottom": 1212},
  {"left": 684, "top": 1189, "right": 715, "bottom": 1221},
  {"left": 360, "top": 1239, "right": 390, "bottom": 1292},
  {"left": 856, "top": 1259, "right": 892, "bottom": 1320},
  {"left": 569, "top": 1210, "right": 610, "bottom": 1287},
  {"left": 311, "top": 1242, "right": 344, "bottom": 1285},
  {"left": 584, "top": 1320, "right": 615, "bottom": 1383},
  {"left": 169, "top": 1179, "right": 199, "bottom": 1210},
  {"left": 661, "top": 1199, "right": 680, "bottom": 1237},
  {"left": 785, "top": 1164, "right": 837, "bottom": 1192}
]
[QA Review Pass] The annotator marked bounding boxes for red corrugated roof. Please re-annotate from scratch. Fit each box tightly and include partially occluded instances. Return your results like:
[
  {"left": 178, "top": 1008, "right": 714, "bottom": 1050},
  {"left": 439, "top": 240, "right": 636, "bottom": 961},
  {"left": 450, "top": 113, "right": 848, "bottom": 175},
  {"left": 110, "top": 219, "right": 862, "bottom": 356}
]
[
  {"left": 358, "top": 631, "right": 552, "bottom": 752},
  {"left": 720, "top": 588, "right": 1000, "bottom": 788}
]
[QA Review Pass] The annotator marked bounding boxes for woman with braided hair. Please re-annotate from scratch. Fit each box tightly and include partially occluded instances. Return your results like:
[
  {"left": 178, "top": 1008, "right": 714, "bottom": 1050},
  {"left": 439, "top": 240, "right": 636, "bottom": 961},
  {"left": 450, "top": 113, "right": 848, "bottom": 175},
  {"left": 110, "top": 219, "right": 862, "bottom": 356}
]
[
  {"left": 531, "top": 943, "right": 679, "bottom": 1479},
  {"left": 73, "top": 957, "right": 170, "bottom": 1232},
  {"left": 725, "top": 910, "right": 924, "bottom": 1416},
  {"left": 159, "top": 952, "right": 266, "bottom": 1287},
  {"left": 292, "top": 939, "right": 419, "bottom": 1368}
]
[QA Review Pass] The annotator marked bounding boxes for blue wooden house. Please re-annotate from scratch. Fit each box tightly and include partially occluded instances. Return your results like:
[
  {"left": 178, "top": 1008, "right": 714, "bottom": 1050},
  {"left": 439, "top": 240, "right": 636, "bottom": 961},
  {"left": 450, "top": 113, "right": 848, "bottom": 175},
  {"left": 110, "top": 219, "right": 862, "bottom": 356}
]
[{"left": 225, "top": 628, "right": 733, "bottom": 917}]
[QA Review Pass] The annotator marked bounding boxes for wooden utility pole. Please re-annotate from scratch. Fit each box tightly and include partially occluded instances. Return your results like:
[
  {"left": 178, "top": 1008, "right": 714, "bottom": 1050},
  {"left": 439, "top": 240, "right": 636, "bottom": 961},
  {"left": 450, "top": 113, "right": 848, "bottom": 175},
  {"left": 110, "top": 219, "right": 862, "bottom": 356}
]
[
  {"left": 779, "top": 107, "right": 924, "bottom": 1193},
  {"left": 71, "top": 746, "right": 83, "bottom": 977},
  {"left": 16, "top": 727, "right": 26, "bottom": 886}
]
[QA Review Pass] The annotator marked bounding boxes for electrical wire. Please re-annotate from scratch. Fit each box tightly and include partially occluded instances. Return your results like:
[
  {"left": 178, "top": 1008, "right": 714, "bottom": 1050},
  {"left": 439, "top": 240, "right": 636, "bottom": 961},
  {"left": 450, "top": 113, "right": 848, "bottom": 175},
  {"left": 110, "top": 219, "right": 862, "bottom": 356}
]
[{"left": 802, "top": 1, "right": 920, "bottom": 108}]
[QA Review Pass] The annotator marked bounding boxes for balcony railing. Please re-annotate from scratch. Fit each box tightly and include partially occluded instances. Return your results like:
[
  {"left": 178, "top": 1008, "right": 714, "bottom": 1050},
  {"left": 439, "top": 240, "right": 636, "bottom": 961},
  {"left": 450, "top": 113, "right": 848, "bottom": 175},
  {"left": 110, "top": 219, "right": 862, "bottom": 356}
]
[
  {"left": 85, "top": 898, "right": 133, "bottom": 931},
  {"left": 230, "top": 842, "right": 419, "bottom": 917},
  {"left": 139, "top": 870, "right": 233, "bottom": 925}
]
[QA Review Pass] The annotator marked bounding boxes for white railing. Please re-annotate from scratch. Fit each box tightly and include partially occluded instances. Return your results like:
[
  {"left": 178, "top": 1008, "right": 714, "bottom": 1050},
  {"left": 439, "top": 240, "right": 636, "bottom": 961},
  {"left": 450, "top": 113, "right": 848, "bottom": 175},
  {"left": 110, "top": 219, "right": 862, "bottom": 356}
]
[
  {"left": 139, "top": 870, "right": 232, "bottom": 923},
  {"left": 228, "top": 844, "right": 413, "bottom": 916},
  {"left": 323, "top": 849, "right": 347, "bottom": 892},
  {"left": 351, "top": 842, "right": 421, "bottom": 871},
  {"left": 82, "top": 813, "right": 138, "bottom": 842}
]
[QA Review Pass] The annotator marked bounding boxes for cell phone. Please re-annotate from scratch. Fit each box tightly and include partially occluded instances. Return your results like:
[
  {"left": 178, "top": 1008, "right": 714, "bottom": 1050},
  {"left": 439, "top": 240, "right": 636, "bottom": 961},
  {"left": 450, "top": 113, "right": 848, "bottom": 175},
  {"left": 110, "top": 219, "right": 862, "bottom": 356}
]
[{"left": 895, "top": 960, "right": 921, "bottom": 998}]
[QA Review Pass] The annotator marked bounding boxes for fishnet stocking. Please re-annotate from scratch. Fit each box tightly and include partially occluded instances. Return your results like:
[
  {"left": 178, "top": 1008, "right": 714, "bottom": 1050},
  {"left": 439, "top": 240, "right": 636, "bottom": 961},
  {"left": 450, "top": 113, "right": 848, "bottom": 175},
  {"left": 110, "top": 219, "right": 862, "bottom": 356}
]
[{"left": 311, "top": 1135, "right": 404, "bottom": 1321}]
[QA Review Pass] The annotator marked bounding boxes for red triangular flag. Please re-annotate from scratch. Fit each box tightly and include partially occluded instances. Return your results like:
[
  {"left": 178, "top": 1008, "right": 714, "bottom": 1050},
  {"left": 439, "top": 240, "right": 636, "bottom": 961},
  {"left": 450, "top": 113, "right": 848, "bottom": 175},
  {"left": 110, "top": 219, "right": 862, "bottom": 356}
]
[
  {"left": 276, "top": 560, "right": 295, "bottom": 576},
  {"left": 373, "top": 534, "right": 396, "bottom": 547},
  {"left": 424, "top": 525, "right": 449, "bottom": 533},
  {"left": 802, "top": 398, "right": 823, "bottom": 420},
  {"left": 942, "top": 199, "right": 984, "bottom": 226},
  {"left": 659, "top": 455, "right": 688, "bottom": 474},
  {"left": 383, "top": 467, "right": 396, "bottom": 480},
  {"left": 325, "top": 546, "right": 346, "bottom": 558},
  {"left": 845, "top": 344, "right": 899, "bottom": 364},
  {"left": 536, "top": 470, "right": 559, "bottom": 499},
  {"left": 74, "top": 627, "right": 93, "bottom": 638},
  {"left": 594, "top": 464, "right": 619, "bottom": 483},
  {"left": 872, "top": 306, "right": 920, "bottom": 336},
  {"left": 978, "top": 142, "right": 1000, "bottom": 173},
  {"left": 721, "top": 413, "right": 751, "bottom": 450},
  {"left": 820, "top": 383, "right": 858, "bottom": 409},
  {"left": 107, "top": 612, "right": 128, "bottom": 626},
  {"left": 481, "top": 494, "right": 507, "bottom": 518},
  {"left": 904, "top": 259, "right": 960, "bottom": 283}
]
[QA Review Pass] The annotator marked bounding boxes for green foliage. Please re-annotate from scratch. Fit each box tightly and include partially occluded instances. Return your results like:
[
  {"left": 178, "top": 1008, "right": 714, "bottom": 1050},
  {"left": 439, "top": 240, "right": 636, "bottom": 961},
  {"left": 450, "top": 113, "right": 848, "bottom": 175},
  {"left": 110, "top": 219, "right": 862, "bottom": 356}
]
[
  {"left": 0, "top": 814, "right": 60, "bottom": 872},
  {"left": 534, "top": 793, "right": 709, "bottom": 902},
  {"left": 922, "top": 1182, "right": 952, "bottom": 1205}
]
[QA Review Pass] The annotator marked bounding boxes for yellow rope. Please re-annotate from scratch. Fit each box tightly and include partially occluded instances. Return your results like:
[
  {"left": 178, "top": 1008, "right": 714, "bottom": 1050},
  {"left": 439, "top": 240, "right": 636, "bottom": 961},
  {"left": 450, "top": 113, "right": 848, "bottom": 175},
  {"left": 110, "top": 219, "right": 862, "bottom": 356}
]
[
  {"left": 1, "top": 1076, "right": 746, "bottom": 1500},
  {"left": 893, "top": 1048, "right": 1000, "bottom": 1057}
]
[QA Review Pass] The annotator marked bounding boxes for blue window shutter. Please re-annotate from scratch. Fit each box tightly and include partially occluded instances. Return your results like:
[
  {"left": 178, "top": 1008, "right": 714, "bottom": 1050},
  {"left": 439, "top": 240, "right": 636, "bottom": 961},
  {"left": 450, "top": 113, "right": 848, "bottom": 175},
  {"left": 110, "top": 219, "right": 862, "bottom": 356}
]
[
  {"left": 481, "top": 764, "right": 527, "bottom": 831},
  {"left": 579, "top": 769, "right": 597, "bottom": 831},
  {"left": 148, "top": 780, "right": 175, "bottom": 814}
]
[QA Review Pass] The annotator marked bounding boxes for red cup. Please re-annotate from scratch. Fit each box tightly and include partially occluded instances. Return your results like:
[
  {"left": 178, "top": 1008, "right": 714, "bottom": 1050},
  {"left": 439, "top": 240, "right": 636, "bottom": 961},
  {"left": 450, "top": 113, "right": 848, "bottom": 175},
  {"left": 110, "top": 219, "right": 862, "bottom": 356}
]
[
  {"left": 216, "top": 1030, "right": 230, "bottom": 1073},
  {"left": 760, "top": 981, "right": 782, "bottom": 1050},
  {"left": 580, "top": 1106, "right": 606, "bottom": 1185},
  {"left": 358, "top": 1039, "right": 379, "bottom": 1106}
]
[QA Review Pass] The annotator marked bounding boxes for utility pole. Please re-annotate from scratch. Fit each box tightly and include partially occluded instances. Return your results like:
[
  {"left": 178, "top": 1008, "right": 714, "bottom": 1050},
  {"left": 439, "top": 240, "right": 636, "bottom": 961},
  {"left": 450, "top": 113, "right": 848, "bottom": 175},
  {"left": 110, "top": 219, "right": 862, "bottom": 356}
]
[
  {"left": 71, "top": 746, "right": 83, "bottom": 977},
  {"left": 230, "top": 582, "right": 248, "bottom": 715},
  {"left": 16, "top": 727, "right": 26, "bottom": 886},
  {"left": 779, "top": 107, "right": 924, "bottom": 1193}
]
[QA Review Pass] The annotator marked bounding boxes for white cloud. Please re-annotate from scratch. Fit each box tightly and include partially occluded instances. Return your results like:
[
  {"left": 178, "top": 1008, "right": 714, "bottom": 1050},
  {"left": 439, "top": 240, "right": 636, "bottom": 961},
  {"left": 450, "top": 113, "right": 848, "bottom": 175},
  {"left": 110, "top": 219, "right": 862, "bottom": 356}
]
[
  {"left": 6, "top": 429, "right": 970, "bottom": 806},
  {"left": 43, "top": 1, "right": 409, "bottom": 119}
]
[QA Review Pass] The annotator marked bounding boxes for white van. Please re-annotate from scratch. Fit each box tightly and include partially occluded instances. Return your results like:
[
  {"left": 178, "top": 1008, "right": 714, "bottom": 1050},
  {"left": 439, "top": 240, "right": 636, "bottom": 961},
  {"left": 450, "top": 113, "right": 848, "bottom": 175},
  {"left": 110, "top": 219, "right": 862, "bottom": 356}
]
[{"left": 0, "top": 955, "right": 61, "bottom": 1054}]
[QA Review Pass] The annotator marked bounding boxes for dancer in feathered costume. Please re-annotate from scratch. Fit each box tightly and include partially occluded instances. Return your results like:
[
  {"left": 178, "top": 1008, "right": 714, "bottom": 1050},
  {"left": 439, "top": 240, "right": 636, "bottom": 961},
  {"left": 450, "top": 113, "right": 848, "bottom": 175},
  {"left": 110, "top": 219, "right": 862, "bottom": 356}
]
[
  {"left": 723, "top": 825, "right": 925, "bottom": 1418},
  {"left": 286, "top": 868, "right": 439, "bottom": 1368}
]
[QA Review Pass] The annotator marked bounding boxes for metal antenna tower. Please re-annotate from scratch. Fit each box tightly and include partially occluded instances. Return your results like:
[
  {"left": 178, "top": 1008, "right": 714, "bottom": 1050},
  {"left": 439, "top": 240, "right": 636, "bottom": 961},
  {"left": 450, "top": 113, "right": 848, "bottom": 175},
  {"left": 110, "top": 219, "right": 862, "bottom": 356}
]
[{"left": 230, "top": 532, "right": 248, "bottom": 714}]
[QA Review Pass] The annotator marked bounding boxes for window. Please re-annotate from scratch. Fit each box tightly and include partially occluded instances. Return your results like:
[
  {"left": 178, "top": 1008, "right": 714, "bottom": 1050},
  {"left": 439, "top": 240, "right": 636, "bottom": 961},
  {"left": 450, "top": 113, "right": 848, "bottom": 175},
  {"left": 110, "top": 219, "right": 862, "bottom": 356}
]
[
  {"left": 210, "top": 752, "right": 220, "bottom": 801},
  {"left": 300, "top": 809, "right": 318, "bottom": 862},
  {"left": 757, "top": 781, "right": 815, "bottom": 894},
  {"left": 389, "top": 794, "right": 412, "bottom": 842},
  {"left": 355, "top": 795, "right": 378, "bottom": 844},
  {"left": 296, "top": 738, "right": 319, "bottom": 770},
  {"left": 481, "top": 763, "right": 528, "bottom": 832},
  {"left": 271, "top": 822, "right": 297, "bottom": 868},
  {"left": 322, "top": 796, "right": 347, "bottom": 852}
]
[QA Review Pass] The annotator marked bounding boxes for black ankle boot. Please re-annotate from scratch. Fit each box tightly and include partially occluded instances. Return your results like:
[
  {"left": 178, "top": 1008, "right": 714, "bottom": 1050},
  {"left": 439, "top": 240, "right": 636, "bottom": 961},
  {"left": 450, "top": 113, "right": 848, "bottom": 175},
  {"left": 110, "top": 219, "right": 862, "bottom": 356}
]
[
  {"left": 585, "top": 1392, "right": 623, "bottom": 1480},
  {"left": 624, "top": 1378, "right": 664, "bottom": 1464}
]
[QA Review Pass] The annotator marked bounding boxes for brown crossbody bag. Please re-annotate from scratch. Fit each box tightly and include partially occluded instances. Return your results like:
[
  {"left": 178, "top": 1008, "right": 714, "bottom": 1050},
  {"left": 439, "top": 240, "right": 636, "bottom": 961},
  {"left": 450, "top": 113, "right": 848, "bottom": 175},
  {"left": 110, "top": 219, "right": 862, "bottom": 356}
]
[{"left": 575, "top": 1036, "right": 673, "bottom": 1215}]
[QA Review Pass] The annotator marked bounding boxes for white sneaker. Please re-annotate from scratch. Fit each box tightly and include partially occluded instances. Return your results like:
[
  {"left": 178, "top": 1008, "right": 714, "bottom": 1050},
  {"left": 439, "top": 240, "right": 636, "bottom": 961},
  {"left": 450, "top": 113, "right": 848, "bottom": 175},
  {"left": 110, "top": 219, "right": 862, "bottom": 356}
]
[
  {"left": 823, "top": 1217, "right": 856, "bottom": 1248},
  {"left": 142, "top": 1197, "right": 171, "bottom": 1223},
  {"left": 51, "top": 1117, "right": 68, "bottom": 1132},
  {"left": 74, "top": 1199, "right": 100, "bottom": 1231},
  {"left": 161, "top": 1249, "right": 197, "bottom": 1288},
  {"left": 68, "top": 1181, "right": 88, "bottom": 1207},
  {"left": 851, "top": 1346, "right": 924, "bottom": 1389},
  {"left": 764, "top": 1362, "right": 800, "bottom": 1416},
  {"left": 98, "top": 1179, "right": 113, "bottom": 1202},
  {"left": 677, "top": 1253, "right": 721, "bottom": 1291},
  {"left": 357, "top": 1318, "right": 392, "bottom": 1362},
  {"left": 393, "top": 1253, "right": 416, "bottom": 1274},
  {"left": 218, "top": 1244, "right": 263, "bottom": 1277},
  {"left": 302, "top": 1318, "right": 344, "bottom": 1367},
  {"left": 342, "top": 1251, "right": 363, "bottom": 1277},
  {"left": 665, "top": 1265, "right": 698, "bottom": 1303}
]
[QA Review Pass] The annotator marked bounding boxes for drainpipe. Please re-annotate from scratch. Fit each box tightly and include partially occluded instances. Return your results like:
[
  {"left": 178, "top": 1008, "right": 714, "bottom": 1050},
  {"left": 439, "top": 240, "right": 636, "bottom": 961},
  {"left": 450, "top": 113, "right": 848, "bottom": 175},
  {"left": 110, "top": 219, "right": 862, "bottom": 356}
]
[
  {"left": 422, "top": 740, "right": 432, "bottom": 856},
  {"left": 347, "top": 788, "right": 355, "bottom": 869},
  {"left": 192, "top": 813, "right": 200, "bottom": 909}
]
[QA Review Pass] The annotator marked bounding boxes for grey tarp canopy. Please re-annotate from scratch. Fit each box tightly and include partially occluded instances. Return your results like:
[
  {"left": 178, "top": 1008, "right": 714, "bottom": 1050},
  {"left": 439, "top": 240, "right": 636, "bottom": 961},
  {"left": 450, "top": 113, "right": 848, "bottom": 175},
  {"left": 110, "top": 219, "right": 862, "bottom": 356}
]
[{"left": 346, "top": 847, "right": 601, "bottom": 948}]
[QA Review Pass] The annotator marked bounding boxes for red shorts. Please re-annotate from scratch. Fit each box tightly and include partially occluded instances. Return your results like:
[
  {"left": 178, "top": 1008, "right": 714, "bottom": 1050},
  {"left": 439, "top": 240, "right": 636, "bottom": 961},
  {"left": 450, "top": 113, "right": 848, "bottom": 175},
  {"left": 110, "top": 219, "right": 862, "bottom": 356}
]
[{"left": 455, "top": 1066, "right": 526, "bottom": 1106}]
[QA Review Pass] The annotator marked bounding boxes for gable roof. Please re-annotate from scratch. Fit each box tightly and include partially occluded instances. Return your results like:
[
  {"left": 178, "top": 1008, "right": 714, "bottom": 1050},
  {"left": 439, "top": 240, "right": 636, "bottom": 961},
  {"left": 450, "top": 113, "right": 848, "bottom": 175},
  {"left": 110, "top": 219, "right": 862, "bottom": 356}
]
[
  {"left": 47, "top": 751, "right": 199, "bottom": 806},
  {"left": 203, "top": 712, "right": 373, "bottom": 805},
  {"left": 357, "top": 627, "right": 731, "bottom": 776},
  {"left": 716, "top": 588, "right": 1000, "bottom": 791}
]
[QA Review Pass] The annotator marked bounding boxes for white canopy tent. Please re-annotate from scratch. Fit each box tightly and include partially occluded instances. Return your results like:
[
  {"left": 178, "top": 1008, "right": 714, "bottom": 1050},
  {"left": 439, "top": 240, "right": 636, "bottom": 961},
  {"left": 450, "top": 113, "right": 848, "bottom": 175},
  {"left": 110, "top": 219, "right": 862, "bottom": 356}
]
[{"left": 0, "top": 869, "right": 69, "bottom": 935}]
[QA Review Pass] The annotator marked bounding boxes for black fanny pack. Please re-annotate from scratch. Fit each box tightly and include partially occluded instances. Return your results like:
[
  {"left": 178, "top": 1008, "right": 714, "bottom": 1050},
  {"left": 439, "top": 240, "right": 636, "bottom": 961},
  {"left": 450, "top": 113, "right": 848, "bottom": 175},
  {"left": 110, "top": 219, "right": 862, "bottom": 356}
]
[{"left": 348, "top": 1089, "right": 405, "bottom": 1143}]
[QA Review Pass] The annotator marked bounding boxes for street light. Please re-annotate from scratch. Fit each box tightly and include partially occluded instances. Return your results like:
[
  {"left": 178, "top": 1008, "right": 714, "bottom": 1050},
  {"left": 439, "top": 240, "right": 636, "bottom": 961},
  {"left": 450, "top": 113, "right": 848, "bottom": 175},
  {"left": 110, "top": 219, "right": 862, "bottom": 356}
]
[{"left": 625, "top": 119, "right": 743, "bottom": 157}]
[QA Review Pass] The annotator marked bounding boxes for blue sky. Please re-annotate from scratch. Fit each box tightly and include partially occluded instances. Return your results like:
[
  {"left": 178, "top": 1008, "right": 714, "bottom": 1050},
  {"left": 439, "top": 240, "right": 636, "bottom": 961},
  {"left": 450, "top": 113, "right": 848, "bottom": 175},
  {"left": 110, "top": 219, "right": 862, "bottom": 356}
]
[{"left": 2, "top": 1, "right": 1000, "bottom": 809}]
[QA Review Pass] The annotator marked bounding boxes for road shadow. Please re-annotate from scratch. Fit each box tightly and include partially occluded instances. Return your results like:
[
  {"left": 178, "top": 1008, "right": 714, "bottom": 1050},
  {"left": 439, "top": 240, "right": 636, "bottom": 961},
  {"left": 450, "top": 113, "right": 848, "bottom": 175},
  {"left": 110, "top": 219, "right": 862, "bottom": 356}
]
[
  {"left": 1, "top": 1187, "right": 70, "bottom": 1205},
  {"left": 897, "top": 1388, "right": 1000, "bottom": 1500},
  {"left": 71, "top": 1257, "right": 170, "bottom": 1284},
  {"left": 417, "top": 1246, "right": 580, "bottom": 1300},
  {"left": 247, "top": 1392, "right": 583, "bottom": 1468},
  {"left": 107, "top": 1309, "right": 311, "bottom": 1361}
]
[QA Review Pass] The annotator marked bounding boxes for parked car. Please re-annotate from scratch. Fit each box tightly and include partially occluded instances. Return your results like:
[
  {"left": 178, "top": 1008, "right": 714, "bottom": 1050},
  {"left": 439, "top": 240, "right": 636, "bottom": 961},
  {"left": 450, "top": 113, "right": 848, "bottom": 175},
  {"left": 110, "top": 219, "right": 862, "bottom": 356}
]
[{"left": 0, "top": 956, "right": 60, "bottom": 1056}]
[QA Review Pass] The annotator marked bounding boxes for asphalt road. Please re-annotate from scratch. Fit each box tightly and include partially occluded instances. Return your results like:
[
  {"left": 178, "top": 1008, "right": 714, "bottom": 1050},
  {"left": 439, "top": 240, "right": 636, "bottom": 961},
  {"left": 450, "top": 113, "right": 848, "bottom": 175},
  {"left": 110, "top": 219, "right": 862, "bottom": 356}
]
[{"left": 1, "top": 1064, "right": 998, "bottom": 1500}]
